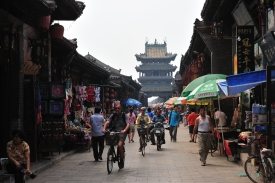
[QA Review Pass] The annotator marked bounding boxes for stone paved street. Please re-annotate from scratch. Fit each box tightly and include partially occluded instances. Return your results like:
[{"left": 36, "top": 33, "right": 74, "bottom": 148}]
[{"left": 27, "top": 125, "right": 250, "bottom": 183}]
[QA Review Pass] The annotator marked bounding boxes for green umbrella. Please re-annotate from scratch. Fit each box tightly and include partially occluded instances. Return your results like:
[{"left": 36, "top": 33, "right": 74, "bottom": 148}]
[
  {"left": 186, "top": 79, "right": 226, "bottom": 101},
  {"left": 181, "top": 74, "right": 227, "bottom": 97}
]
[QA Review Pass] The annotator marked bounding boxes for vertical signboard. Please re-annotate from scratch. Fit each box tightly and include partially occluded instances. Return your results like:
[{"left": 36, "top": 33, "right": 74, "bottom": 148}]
[{"left": 236, "top": 26, "right": 255, "bottom": 74}]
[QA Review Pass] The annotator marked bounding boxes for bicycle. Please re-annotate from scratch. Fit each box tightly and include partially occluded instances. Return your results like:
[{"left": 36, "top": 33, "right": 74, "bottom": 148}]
[
  {"left": 209, "top": 136, "right": 218, "bottom": 156},
  {"left": 244, "top": 133, "right": 275, "bottom": 183},
  {"left": 137, "top": 125, "right": 148, "bottom": 156},
  {"left": 105, "top": 131, "right": 125, "bottom": 174}
]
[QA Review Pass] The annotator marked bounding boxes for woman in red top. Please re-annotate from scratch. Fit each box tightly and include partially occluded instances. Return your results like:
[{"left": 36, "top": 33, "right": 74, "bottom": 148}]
[{"left": 187, "top": 108, "right": 199, "bottom": 143}]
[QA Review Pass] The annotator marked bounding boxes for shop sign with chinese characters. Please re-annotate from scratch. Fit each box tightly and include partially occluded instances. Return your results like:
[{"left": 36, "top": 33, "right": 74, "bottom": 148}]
[{"left": 236, "top": 26, "right": 255, "bottom": 73}]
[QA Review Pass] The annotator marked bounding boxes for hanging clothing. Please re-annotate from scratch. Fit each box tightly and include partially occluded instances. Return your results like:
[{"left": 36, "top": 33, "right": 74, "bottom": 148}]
[
  {"left": 95, "top": 87, "right": 100, "bottom": 102},
  {"left": 74, "top": 85, "right": 80, "bottom": 99},
  {"left": 79, "top": 86, "right": 88, "bottom": 100},
  {"left": 87, "top": 86, "right": 95, "bottom": 102}
]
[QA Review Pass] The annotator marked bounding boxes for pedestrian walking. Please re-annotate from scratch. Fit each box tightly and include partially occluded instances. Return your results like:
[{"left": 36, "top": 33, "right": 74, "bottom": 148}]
[
  {"left": 127, "top": 108, "right": 136, "bottom": 143},
  {"left": 90, "top": 107, "right": 106, "bottom": 161},
  {"left": 168, "top": 106, "right": 181, "bottom": 142},
  {"left": 193, "top": 106, "right": 214, "bottom": 166},
  {"left": 187, "top": 108, "right": 199, "bottom": 143}
]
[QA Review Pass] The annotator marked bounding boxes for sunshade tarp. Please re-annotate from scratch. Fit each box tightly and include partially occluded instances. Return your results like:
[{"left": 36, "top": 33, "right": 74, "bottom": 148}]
[{"left": 226, "top": 69, "right": 275, "bottom": 95}]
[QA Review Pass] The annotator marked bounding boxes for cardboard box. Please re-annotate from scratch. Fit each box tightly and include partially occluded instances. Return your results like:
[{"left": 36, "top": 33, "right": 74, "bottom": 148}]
[{"left": 258, "top": 115, "right": 267, "bottom": 122}]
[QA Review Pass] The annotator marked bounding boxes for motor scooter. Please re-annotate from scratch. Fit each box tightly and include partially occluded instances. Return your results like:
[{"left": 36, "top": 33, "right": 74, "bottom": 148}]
[{"left": 151, "top": 122, "right": 169, "bottom": 151}]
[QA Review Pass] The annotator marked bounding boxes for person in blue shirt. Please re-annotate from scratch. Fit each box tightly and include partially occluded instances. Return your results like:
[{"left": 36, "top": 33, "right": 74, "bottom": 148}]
[
  {"left": 168, "top": 106, "right": 181, "bottom": 142},
  {"left": 90, "top": 107, "right": 105, "bottom": 161},
  {"left": 150, "top": 108, "right": 168, "bottom": 145}
]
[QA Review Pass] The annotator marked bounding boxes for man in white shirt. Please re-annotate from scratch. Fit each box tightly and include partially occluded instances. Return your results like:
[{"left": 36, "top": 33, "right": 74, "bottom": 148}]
[{"left": 215, "top": 109, "right": 227, "bottom": 127}]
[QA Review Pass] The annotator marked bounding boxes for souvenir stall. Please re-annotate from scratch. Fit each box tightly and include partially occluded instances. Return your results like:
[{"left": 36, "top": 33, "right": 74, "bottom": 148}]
[
  {"left": 63, "top": 84, "right": 118, "bottom": 151},
  {"left": 216, "top": 70, "right": 271, "bottom": 162},
  {"left": 38, "top": 82, "right": 67, "bottom": 156}
]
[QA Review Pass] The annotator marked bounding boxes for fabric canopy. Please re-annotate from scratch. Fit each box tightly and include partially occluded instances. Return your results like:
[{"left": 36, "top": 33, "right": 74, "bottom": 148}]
[{"left": 226, "top": 69, "right": 275, "bottom": 95}]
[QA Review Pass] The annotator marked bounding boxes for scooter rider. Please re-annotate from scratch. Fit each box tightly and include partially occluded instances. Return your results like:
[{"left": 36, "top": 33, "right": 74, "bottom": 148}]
[{"left": 150, "top": 108, "right": 168, "bottom": 145}]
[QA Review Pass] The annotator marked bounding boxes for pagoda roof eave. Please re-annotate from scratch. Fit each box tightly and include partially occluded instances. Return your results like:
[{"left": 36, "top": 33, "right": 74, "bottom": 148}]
[
  {"left": 51, "top": 0, "right": 85, "bottom": 21},
  {"left": 135, "top": 54, "right": 177, "bottom": 61},
  {"left": 135, "top": 67, "right": 177, "bottom": 72}
]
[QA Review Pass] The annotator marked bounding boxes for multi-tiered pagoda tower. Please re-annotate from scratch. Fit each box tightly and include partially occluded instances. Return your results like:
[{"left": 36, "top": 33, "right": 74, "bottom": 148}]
[{"left": 135, "top": 39, "right": 177, "bottom": 101}]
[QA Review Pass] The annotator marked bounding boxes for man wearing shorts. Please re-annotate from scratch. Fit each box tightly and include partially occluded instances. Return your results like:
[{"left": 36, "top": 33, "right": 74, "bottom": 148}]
[
  {"left": 187, "top": 108, "right": 198, "bottom": 143},
  {"left": 102, "top": 104, "right": 129, "bottom": 169}
]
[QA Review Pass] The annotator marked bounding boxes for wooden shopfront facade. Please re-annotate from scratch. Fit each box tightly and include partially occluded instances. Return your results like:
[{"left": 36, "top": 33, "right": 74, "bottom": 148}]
[{"left": 0, "top": 0, "right": 85, "bottom": 161}]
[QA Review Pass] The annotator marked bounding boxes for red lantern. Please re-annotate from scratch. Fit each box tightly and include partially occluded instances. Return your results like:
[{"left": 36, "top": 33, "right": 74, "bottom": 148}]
[
  {"left": 105, "top": 87, "right": 109, "bottom": 92},
  {"left": 37, "top": 16, "right": 51, "bottom": 31},
  {"left": 49, "top": 23, "right": 64, "bottom": 39},
  {"left": 104, "top": 92, "right": 109, "bottom": 97},
  {"left": 110, "top": 89, "right": 114, "bottom": 94},
  {"left": 105, "top": 98, "right": 109, "bottom": 103},
  {"left": 113, "top": 92, "right": 117, "bottom": 97},
  {"left": 109, "top": 94, "right": 114, "bottom": 99}
]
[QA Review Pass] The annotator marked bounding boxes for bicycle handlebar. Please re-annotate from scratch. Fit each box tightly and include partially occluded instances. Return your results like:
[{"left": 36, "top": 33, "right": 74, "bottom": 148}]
[
  {"left": 249, "top": 133, "right": 267, "bottom": 145},
  {"left": 105, "top": 130, "right": 122, "bottom": 135}
]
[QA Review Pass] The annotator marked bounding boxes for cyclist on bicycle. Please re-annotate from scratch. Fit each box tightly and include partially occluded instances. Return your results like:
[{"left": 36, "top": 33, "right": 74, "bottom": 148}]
[
  {"left": 102, "top": 104, "right": 130, "bottom": 169},
  {"left": 136, "top": 107, "right": 150, "bottom": 152},
  {"left": 150, "top": 108, "right": 168, "bottom": 145}
]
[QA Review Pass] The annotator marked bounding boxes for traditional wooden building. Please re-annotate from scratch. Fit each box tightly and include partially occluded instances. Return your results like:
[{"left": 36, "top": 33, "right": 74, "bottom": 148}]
[
  {"left": 135, "top": 40, "right": 177, "bottom": 101},
  {"left": 178, "top": 0, "right": 275, "bottom": 151},
  {"left": 0, "top": 0, "right": 85, "bottom": 160},
  {"left": 85, "top": 53, "right": 143, "bottom": 106}
]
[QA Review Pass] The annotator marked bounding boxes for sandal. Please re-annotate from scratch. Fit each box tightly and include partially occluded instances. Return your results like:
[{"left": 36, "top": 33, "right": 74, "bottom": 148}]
[{"left": 131, "top": 139, "right": 134, "bottom": 142}]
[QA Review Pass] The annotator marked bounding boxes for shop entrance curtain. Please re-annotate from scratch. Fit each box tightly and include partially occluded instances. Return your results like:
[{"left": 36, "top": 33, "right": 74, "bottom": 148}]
[{"left": 225, "top": 70, "right": 275, "bottom": 96}]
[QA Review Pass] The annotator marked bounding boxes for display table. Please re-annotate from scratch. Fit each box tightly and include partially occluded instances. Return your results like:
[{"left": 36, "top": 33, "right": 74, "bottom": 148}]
[
  {"left": 213, "top": 129, "right": 241, "bottom": 160},
  {"left": 69, "top": 130, "right": 91, "bottom": 152}
]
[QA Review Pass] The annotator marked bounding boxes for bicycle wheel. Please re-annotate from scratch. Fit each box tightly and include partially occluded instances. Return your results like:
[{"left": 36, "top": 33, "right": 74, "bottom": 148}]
[
  {"left": 141, "top": 135, "right": 145, "bottom": 156},
  {"left": 209, "top": 137, "right": 217, "bottom": 156},
  {"left": 265, "top": 158, "right": 275, "bottom": 183},
  {"left": 244, "top": 156, "right": 265, "bottom": 183},
  {"left": 107, "top": 148, "right": 114, "bottom": 174}
]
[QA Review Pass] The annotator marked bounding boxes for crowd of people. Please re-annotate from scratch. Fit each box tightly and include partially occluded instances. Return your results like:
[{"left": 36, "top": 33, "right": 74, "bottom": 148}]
[{"left": 4, "top": 103, "right": 227, "bottom": 183}]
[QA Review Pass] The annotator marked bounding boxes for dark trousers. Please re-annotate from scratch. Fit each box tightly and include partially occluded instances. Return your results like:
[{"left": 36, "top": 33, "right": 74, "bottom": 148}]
[
  {"left": 6, "top": 161, "right": 26, "bottom": 183},
  {"left": 169, "top": 126, "right": 178, "bottom": 141},
  {"left": 92, "top": 135, "right": 105, "bottom": 160}
]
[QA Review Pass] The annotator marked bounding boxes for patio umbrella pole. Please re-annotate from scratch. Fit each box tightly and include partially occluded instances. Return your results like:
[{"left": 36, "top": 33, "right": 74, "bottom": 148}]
[{"left": 218, "top": 94, "right": 225, "bottom": 151}]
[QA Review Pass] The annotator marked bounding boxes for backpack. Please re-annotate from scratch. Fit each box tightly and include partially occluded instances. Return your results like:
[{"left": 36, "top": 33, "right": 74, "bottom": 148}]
[{"left": 109, "top": 112, "right": 130, "bottom": 134}]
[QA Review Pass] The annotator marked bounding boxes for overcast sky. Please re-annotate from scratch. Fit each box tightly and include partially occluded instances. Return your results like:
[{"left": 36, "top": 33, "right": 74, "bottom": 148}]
[{"left": 59, "top": 0, "right": 205, "bottom": 82}]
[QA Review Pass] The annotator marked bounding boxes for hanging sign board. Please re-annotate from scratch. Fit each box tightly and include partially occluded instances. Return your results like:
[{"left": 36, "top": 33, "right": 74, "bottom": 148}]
[
  {"left": 258, "top": 31, "right": 275, "bottom": 66},
  {"left": 236, "top": 26, "right": 255, "bottom": 74}
]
